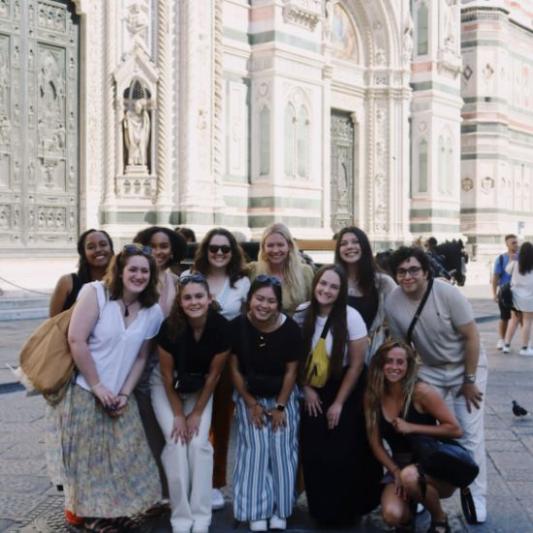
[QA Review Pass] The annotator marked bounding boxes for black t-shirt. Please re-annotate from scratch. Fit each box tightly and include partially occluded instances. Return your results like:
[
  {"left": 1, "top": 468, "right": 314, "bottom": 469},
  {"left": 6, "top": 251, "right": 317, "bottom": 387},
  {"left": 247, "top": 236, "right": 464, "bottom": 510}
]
[
  {"left": 230, "top": 315, "right": 304, "bottom": 378},
  {"left": 157, "top": 310, "right": 230, "bottom": 375},
  {"left": 348, "top": 285, "right": 378, "bottom": 331}
]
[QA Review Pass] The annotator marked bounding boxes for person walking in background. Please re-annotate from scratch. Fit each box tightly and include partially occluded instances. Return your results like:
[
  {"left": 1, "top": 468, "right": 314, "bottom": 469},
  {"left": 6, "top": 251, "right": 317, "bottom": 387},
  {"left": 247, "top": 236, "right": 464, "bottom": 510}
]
[
  {"left": 62, "top": 244, "right": 164, "bottom": 532},
  {"left": 152, "top": 274, "right": 230, "bottom": 533},
  {"left": 365, "top": 340, "right": 463, "bottom": 533},
  {"left": 385, "top": 246, "right": 488, "bottom": 523},
  {"left": 334, "top": 226, "right": 395, "bottom": 361},
  {"left": 184, "top": 228, "right": 250, "bottom": 510},
  {"left": 229, "top": 276, "right": 303, "bottom": 531},
  {"left": 295, "top": 265, "right": 381, "bottom": 526},
  {"left": 492, "top": 234, "right": 520, "bottom": 352},
  {"left": 133, "top": 226, "right": 187, "bottom": 507},
  {"left": 248, "top": 223, "right": 314, "bottom": 316},
  {"left": 47, "top": 228, "right": 114, "bottom": 529},
  {"left": 504, "top": 241, "right": 533, "bottom": 356}
]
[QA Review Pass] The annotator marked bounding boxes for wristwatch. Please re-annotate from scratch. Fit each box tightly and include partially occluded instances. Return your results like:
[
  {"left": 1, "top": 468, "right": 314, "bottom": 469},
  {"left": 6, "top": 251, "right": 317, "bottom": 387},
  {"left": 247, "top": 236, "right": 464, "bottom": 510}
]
[
  {"left": 275, "top": 403, "right": 285, "bottom": 412},
  {"left": 463, "top": 373, "right": 476, "bottom": 384}
]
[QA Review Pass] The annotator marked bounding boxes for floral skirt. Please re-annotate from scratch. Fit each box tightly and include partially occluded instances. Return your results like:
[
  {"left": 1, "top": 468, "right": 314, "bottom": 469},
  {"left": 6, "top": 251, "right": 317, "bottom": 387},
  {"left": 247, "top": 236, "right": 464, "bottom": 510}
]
[{"left": 59, "top": 384, "right": 161, "bottom": 517}]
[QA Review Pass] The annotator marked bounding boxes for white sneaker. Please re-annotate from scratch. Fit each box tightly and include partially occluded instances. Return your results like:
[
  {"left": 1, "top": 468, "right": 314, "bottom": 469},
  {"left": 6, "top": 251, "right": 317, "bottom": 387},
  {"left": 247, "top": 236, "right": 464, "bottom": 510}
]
[
  {"left": 497, "top": 339, "right": 505, "bottom": 350},
  {"left": 249, "top": 520, "right": 268, "bottom": 531},
  {"left": 211, "top": 488, "right": 225, "bottom": 510},
  {"left": 519, "top": 348, "right": 533, "bottom": 357},
  {"left": 473, "top": 495, "right": 487, "bottom": 523},
  {"left": 269, "top": 515, "right": 287, "bottom": 530},
  {"left": 503, "top": 344, "right": 510, "bottom": 353}
]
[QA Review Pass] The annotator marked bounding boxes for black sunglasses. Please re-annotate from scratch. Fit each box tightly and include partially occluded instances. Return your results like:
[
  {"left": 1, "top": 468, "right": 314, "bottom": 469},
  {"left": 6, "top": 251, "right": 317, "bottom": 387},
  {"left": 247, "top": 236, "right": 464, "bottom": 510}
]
[
  {"left": 123, "top": 243, "right": 152, "bottom": 255},
  {"left": 208, "top": 244, "right": 232, "bottom": 254},
  {"left": 255, "top": 274, "right": 281, "bottom": 286},
  {"left": 180, "top": 273, "right": 207, "bottom": 285}
]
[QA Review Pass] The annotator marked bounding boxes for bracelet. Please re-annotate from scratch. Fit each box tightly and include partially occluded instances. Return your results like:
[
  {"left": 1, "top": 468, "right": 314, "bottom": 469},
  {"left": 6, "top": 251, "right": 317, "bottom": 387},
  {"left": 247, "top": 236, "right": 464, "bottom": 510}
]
[
  {"left": 90, "top": 381, "right": 101, "bottom": 391},
  {"left": 118, "top": 393, "right": 129, "bottom": 400}
]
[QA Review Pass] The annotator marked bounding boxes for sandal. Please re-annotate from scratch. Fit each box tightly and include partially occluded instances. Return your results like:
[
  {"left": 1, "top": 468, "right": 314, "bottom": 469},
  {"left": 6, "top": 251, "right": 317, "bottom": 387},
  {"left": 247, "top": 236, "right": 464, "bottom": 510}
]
[
  {"left": 143, "top": 501, "right": 170, "bottom": 518},
  {"left": 82, "top": 518, "right": 120, "bottom": 533},
  {"left": 427, "top": 516, "right": 450, "bottom": 533}
]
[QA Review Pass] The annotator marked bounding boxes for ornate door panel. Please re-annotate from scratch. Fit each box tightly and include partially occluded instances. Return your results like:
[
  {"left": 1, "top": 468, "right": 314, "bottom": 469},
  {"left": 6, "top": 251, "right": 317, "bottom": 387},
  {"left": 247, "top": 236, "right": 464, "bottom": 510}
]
[
  {"left": 0, "top": 0, "right": 79, "bottom": 249},
  {"left": 330, "top": 110, "right": 355, "bottom": 232}
]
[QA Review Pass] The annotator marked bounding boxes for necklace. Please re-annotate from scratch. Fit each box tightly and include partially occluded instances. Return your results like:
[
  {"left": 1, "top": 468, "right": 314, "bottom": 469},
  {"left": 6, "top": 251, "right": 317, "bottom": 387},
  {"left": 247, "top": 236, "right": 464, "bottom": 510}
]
[{"left": 123, "top": 299, "right": 135, "bottom": 317}]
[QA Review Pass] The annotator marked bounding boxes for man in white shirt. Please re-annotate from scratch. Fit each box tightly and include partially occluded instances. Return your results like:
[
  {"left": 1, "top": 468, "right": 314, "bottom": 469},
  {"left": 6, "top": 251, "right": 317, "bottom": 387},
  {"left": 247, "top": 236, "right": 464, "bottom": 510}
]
[{"left": 385, "top": 246, "right": 488, "bottom": 523}]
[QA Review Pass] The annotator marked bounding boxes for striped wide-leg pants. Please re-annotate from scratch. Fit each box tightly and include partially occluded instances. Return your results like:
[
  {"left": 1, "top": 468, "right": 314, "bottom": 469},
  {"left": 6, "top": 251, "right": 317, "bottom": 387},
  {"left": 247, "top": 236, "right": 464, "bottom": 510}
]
[{"left": 232, "top": 390, "right": 299, "bottom": 522}]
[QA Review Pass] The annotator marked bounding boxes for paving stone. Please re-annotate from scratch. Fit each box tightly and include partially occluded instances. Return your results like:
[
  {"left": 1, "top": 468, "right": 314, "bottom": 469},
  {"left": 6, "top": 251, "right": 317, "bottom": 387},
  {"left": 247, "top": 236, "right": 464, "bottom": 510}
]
[
  {"left": 0, "top": 459, "right": 47, "bottom": 476},
  {"left": 1, "top": 442, "right": 45, "bottom": 461},
  {"left": 0, "top": 475, "right": 50, "bottom": 495},
  {"left": 485, "top": 429, "right": 517, "bottom": 441},
  {"left": 0, "top": 493, "right": 44, "bottom": 521},
  {"left": 485, "top": 439, "right": 527, "bottom": 452}
]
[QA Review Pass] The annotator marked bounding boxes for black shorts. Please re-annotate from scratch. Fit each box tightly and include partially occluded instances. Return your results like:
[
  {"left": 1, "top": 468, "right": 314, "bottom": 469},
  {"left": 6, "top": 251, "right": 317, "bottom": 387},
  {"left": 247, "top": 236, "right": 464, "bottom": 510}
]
[{"left": 498, "top": 298, "right": 511, "bottom": 320}]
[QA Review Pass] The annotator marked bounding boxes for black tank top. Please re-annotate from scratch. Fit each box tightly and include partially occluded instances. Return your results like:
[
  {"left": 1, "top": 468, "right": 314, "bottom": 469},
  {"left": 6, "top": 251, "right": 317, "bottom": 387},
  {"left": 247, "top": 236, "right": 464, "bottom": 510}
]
[
  {"left": 347, "top": 285, "right": 378, "bottom": 331},
  {"left": 61, "top": 273, "right": 83, "bottom": 311},
  {"left": 379, "top": 402, "right": 436, "bottom": 455}
]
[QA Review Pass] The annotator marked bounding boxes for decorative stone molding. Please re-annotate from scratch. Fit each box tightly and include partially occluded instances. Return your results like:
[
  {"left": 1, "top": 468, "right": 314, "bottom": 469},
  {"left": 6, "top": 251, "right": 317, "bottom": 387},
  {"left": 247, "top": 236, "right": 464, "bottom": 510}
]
[{"left": 282, "top": 0, "right": 322, "bottom": 31}]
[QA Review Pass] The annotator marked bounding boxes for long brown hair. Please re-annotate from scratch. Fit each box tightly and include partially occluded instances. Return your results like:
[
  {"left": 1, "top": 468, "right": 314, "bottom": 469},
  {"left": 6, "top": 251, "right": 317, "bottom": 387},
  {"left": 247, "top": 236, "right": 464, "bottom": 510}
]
[
  {"left": 301, "top": 265, "right": 348, "bottom": 381},
  {"left": 364, "top": 339, "right": 418, "bottom": 435},
  {"left": 104, "top": 245, "right": 159, "bottom": 308}
]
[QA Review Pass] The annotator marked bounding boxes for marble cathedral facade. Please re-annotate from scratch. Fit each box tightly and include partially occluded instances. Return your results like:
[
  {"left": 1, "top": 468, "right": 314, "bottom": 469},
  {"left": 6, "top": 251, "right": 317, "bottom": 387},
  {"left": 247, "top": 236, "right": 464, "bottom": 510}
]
[{"left": 1, "top": 0, "right": 532, "bottom": 260}]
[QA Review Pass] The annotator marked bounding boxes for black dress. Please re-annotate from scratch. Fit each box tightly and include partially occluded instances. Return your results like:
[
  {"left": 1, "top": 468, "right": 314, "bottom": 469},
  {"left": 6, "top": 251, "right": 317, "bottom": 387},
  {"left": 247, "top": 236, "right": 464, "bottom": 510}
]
[{"left": 301, "top": 367, "right": 382, "bottom": 526}]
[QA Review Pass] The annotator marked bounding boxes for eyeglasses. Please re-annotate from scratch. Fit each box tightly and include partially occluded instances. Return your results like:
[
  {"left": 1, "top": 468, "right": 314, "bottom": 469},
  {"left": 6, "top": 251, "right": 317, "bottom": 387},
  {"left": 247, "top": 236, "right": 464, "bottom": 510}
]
[
  {"left": 208, "top": 244, "right": 231, "bottom": 255},
  {"left": 179, "top": 273, "right": 207, "bottom": 285},
  {"left": 255, "top": 274, "right": 281, "bottom": 286},
  {"left": 123, "top": 243, "right": 152, "bottom": 255},
  {"left": 396, "top": 266, "right": 423, "bottom": 278}
]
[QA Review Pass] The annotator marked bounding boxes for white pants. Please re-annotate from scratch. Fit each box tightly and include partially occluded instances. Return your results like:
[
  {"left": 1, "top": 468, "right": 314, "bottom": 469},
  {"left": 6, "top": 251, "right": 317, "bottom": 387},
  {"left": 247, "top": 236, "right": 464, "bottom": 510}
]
[
  {"left": 152, "top": 378, "right": 213, "bottom": 532},
  {"left": 426, "top": 365, "right": 488, "bottom": 504}
]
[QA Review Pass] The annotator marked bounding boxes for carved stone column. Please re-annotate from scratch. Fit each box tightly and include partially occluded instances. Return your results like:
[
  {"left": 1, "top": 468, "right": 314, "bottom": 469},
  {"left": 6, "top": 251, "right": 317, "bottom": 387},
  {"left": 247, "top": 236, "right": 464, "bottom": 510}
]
[{"left": 156, "top": 0, "right": 173, "bottom": 222}]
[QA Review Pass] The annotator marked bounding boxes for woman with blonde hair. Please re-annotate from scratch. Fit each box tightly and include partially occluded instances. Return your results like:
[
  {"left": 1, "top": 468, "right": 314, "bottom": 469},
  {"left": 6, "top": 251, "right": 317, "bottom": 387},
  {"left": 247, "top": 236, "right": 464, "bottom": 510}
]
[
  {"left": 365, "top": 340, "right": 463, "bottom": 533},
  {"left": 249, "top": 223, "right": 314, "bottom": 315}
]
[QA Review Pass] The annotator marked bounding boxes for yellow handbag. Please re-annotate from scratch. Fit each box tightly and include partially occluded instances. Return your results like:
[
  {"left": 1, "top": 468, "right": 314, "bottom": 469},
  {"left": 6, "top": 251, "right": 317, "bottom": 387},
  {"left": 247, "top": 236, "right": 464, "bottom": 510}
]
[{"left": 305, "top": 317, "right": 331, "bottom": 388}]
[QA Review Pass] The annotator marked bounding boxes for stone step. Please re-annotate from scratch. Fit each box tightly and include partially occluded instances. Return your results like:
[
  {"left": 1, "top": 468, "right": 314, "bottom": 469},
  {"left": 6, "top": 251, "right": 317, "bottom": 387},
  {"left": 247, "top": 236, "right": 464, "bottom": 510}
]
[{"left": 0, "top": 294, "right": 49, "bottom": 321}]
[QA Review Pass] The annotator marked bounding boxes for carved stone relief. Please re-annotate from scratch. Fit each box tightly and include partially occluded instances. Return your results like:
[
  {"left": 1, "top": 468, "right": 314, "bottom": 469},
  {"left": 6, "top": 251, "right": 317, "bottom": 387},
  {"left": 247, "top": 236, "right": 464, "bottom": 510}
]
[
  {"left": 282, "top": 0, "right": 321, "bottom": 31},
  {"left": 122, "top": 0, "right": 151, "bottom": 57}
]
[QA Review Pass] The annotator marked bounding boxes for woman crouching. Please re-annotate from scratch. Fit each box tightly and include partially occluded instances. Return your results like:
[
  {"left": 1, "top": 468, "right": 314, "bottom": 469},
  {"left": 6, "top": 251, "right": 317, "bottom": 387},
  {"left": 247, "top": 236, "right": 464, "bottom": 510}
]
[
  {"left": 229, "top": 276, "right": 304, "bottom": 531},
  {"left": 152, "top": 274, "right": 230, "bottom": 532},
  {"left": 365, "top": 340, "right": 463, "bottom": 533}
]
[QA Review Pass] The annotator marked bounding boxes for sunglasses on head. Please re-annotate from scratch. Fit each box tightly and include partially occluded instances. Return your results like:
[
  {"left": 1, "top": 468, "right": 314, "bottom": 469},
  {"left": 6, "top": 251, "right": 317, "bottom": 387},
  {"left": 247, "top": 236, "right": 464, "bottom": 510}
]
[
  {"left": 123, "top": 243, "right": 152, "bottom": 255},
  {"left": 208, "top": 244, "right": 231, "bottom": 254},
  {"left": 255, "top": 274, "right": 281, "bottom": 286},
  {"left": 179, "top": 273, "right": 207, "bottom": 285}
]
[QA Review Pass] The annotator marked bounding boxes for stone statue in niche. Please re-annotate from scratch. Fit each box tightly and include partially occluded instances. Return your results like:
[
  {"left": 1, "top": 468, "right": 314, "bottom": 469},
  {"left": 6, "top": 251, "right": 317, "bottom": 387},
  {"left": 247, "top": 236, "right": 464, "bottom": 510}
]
[
  {"left": 402, "top": 15, "right": 414, "bottom": 65},
  {"left": 123, "top": 97, "right": 151, "bottom": 170},
  {"left": 442, "top": 0, "right": 459, "bottom": 51}
]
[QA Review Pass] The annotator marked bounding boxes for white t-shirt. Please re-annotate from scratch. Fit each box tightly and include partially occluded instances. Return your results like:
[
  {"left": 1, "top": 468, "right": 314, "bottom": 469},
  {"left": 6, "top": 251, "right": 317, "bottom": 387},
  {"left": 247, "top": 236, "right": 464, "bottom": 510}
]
[
  {"left": 181, "top": 270, "right": 250, "bottom": 321},
  {"left": 385, "top": 279, "right": 488, "bottom": 386},
  {"left": 294, "top": 304, "right": 367, "bottom": 366},
  {"left": 75, "top": 281, "right": 164, "bottom": 395}
]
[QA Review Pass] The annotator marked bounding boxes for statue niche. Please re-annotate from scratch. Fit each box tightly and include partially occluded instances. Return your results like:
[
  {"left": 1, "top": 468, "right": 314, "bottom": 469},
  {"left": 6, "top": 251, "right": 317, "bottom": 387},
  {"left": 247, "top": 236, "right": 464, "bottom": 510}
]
[{"left": 122, "top": 80, "right": 152, "bottom": 175}]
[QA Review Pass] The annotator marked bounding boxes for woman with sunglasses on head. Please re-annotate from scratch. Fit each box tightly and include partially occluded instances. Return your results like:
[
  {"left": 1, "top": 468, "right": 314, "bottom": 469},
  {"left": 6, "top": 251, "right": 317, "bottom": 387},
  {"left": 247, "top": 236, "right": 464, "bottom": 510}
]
[
  {"left": 249, "top": 223, "right": 314, "bottom": 316},
  {"left": 365, "top": 340, "right": 463, "bottom": 533},
  {"left": 229, "top": 276, "right": 304, "bottom": 531},
  {"left": 152, "top": 274, "right": 230, "bottom": 533},
  {"left": 183, "top": 228, "right": 250, "bottom": 510},
  {"left": 132, "top": 226, "right": 187, "bottom": 508},
  {"left": 61, "top": 244, "right": 164, "bottom": 532},
  {"left": 47, "top": 228, "right": 114, "bottom": 529},
  {"left": 334, "top": 226, "right": 396, "bottom": 361},
  {"left": 294, "top": 265, "right": 382, "bottom": 526}
]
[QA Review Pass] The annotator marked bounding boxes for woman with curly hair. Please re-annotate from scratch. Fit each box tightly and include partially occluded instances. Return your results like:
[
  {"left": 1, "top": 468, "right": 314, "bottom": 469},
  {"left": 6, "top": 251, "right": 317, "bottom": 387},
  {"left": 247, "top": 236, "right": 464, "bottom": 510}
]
[
  {"left": 61, "top": 244, "right": 164, "bottom": 532},
  {"left": 364, "top": 340, "right": 463, "bottom": 533},
  {"left": 152, "top": 274, "right": 230, "bottom": 532},
  {"left": 249, "top": 223, "right": 313, "bottom": 316},
  {"left": 184, "top": 227, "right": 250, "bottom": 509},
  {"left": 334, "top": 226, "right": 395, "bottom": 361},
  {"left": 294, "top": 265, "right": 381, "bottom": 526}
]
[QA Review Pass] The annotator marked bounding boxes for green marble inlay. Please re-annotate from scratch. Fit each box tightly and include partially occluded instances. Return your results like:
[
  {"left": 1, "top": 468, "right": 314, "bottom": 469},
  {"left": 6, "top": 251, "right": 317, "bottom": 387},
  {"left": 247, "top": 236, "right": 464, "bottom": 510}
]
[
  {"left": 250, "top": 31, "right": 320, "bottom": 52},
  {"left": 461, "top": 207, "right": 533, "bottom": 217},
  {"left": 410, "top": 81, "right": 460, "bottom": 97},
  {"left": 409, "top": 223, "right": 459, "bottom": 233},
  {"left": 249, "top": 215, "right": 322, "bottom": 228},
  {"left": 224, "top": 195, "right": 249, "bottom": 208},
  {"left": 410, "top": 208, "right": 460, "bottom": 218},
  {"left": 101, "top": 210, "right": 157, "bottom": 225},
  {"left": 249, "top": 196, "right": 321, "bottom": 209}
]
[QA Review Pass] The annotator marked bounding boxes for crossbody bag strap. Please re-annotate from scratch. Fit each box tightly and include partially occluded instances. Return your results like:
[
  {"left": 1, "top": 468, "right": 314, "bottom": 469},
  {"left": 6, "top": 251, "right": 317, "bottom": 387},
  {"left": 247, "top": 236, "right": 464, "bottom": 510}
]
[
  {"left": 406, "top": 278, "right": 433, "bottom": 345},
  {"left": 319, "top": 315, "right": 332, "bottom": 340}
]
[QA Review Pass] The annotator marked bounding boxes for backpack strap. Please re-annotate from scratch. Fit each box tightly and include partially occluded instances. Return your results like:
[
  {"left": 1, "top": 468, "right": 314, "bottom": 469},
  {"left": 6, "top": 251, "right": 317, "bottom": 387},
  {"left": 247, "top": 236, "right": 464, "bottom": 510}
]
[{"left": 406, "top": 278, "right": 433, "bottom": 345}]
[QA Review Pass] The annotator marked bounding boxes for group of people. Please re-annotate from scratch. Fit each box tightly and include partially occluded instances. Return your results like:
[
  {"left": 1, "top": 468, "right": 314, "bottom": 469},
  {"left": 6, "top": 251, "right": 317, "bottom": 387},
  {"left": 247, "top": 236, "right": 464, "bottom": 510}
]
[
  {"left": 44, "top": 222, "right": 487, "bottom": 533},
  {"left": 493, "top": 233, "right": 533, "bottom": 356}
]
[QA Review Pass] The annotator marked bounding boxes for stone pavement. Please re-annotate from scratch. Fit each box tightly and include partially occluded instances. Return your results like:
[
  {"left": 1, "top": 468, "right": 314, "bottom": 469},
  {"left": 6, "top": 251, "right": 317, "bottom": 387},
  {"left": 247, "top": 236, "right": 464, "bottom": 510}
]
[{"left": 1, "top": 292, "right": 533, "bottom": 532}]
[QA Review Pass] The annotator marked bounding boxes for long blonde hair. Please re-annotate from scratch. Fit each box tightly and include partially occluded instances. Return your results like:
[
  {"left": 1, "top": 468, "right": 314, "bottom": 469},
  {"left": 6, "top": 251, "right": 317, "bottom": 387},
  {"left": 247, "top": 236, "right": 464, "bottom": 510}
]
[
  {"left": 364, "top": 339, "right": 419, "bottom": 435},
  {"left": 255, "top": 223, "right": 307, "bottom": 306}
]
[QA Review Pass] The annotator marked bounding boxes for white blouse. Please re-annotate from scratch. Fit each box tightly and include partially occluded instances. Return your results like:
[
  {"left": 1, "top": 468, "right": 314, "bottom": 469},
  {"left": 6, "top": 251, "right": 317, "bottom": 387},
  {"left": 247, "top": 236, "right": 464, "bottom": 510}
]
[{"left": 75, "top": 281, "right": 164, "bottom": 395}]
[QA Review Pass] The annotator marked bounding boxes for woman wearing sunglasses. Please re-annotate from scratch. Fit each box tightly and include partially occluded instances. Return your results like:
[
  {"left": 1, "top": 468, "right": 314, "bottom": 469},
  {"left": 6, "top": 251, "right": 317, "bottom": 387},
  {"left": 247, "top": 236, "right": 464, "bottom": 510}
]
[
  {"left": 152, "top": 274, "right": 231, "bottom": 533},
  {"left": 334, "top": 226, "right": 396, "bottom": 361},
  {"left": 61, "top": 244, "right": 164, "bottom": 532},
  {"left": 229, "top": 276, "right": 304, "bottom": 531},
  {"left": 132, "top": 226, "right": 187, "bottom": 503},
  {"left": 183, "top": 228, "right": 250, "bottom": 510},
  {"left": 249, "top": 223, "right": 314, "bottom": 316},
  {"left": 294, "top": 265, "right": 382, "bottom": 526}
]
